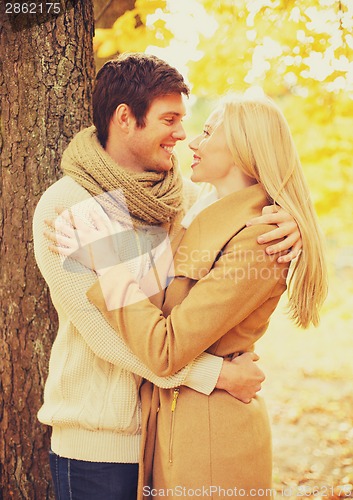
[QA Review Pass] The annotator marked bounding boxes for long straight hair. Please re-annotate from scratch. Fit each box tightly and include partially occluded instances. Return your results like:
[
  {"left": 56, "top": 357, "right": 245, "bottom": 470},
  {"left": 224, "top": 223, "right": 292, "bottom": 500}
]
[{"left": 223, "top": 95, "right": 328, "bottom": 328}]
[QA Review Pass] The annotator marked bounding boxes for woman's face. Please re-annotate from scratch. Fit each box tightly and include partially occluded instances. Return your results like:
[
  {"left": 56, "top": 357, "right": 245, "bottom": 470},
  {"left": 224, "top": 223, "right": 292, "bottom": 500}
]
[{"left": 188, "top": 109, "right": 236, "bottom": 185}]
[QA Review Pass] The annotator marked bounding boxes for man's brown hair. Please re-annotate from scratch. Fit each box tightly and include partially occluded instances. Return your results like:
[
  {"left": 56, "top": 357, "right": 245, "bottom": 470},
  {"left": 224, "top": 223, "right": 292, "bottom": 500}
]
[{"left": 92, "top": 53, "right": 190, "bottom": 147}]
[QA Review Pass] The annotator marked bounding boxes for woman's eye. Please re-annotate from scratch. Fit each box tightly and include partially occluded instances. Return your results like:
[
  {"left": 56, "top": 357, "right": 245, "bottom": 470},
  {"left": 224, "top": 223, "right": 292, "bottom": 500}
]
[
  {"left": 165, "top": 119, "right": 174, "bottom": 124},
  {"left": 203, "top": 129, "right": 210, "bottom": 136}
]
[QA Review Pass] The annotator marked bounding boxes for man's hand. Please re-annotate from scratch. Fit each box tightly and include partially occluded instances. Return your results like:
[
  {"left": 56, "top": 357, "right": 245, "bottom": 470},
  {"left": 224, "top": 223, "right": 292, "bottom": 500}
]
[
  {"left": 247, "top": 205, "right": 302, "bottom": 263},
  {"left": 215, "top": 352, "right": 265, "bottom": 404}
]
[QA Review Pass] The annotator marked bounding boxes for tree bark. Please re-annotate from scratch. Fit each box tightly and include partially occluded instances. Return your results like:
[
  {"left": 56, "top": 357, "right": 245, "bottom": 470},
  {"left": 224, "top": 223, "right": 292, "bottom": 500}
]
[{"left": 0, "top": 1, "right": 95, "bottom": 498}]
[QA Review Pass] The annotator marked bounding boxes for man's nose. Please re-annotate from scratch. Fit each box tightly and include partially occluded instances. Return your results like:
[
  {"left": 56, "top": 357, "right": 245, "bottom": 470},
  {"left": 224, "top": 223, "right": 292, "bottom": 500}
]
[{"left": 172, "top": 123, "right": 186, "bottom": 141}]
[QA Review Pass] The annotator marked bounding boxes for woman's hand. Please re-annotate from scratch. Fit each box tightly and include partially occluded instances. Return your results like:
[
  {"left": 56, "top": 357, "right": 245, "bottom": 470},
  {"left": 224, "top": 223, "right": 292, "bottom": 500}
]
[
  {"left": 246, "top": 205, "right": 302, "bottom": 263},
  {"left": 44, "top": 207, "right": 119, "bottom": 273}
]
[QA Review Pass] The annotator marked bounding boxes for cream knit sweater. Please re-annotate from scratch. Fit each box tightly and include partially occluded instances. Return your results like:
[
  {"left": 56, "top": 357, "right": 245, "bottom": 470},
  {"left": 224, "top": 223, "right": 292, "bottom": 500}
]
[{"left": 33, "top": 176, "right": 222, "bottom": 463}]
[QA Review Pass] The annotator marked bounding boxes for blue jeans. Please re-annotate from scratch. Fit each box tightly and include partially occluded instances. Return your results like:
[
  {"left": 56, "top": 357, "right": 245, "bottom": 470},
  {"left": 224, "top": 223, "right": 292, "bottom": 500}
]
[{"left": 49, "top": 450, "right": 138, "bottom": 500}]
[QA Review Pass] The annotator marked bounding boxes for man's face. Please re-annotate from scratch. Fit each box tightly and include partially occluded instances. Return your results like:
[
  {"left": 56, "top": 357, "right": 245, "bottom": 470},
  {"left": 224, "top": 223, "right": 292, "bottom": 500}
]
[{"left": 126, "top": 94, "right": 187, "bottom": 173}]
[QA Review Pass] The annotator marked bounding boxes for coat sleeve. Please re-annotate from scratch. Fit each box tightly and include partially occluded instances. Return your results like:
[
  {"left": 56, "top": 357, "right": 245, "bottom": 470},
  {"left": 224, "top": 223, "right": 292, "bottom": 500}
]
[
  {"left": 33, "top": 187, "right": 222, "bottom": 394},
  {"left": 87, "top": 224, "right": 289, "bottom": 377}
]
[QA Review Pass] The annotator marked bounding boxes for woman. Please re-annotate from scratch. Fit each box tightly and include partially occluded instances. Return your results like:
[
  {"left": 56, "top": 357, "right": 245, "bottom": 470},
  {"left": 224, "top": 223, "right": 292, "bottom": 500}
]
[{"left": 48, "top": 94, "right": 327, "bottom": 498}]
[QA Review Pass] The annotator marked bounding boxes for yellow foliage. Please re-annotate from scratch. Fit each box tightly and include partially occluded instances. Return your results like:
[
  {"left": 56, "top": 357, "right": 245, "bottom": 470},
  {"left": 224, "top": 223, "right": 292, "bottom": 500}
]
[
  {"left": 192, "top": 0, "right": 352, "bottom": 97},
  {"left": 94, "top": 1, "right": 171, "bottom": 59},
  {"left": 112, "top": 9, "right": 137, "bottom": 36},
  {"left": 94, "top": 30, "right": 120, "bottom": 58},
  {"left": 135, "top": 0, "right": 167, "bottom": 23}
]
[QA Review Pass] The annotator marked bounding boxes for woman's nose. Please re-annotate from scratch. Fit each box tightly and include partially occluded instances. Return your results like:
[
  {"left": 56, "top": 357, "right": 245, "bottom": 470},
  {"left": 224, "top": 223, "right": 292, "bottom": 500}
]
[{"left": 188, "top": 135, "right": 200, "bottom": 151}]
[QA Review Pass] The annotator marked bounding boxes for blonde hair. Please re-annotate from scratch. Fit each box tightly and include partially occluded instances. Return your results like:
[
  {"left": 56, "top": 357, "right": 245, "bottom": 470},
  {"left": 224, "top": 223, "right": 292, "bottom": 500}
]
[{"left": 222, "top": 95, "right": 328, "bottom": 328}]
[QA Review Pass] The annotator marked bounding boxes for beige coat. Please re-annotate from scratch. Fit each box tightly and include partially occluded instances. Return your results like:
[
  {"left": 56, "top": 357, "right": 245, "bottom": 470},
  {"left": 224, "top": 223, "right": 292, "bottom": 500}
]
[{"left": 87, "top": 184, "right": 289, "bottom": 499}]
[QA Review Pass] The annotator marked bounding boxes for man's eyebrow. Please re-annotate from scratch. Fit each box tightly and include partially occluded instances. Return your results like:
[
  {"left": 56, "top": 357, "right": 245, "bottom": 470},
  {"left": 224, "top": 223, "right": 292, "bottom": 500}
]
[{"left": 159, "top": 111, "right": 186, "bottom": 117}]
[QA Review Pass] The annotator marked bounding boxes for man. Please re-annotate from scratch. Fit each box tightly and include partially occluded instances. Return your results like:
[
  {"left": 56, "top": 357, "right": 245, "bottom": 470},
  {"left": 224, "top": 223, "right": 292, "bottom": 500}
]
[{"left": 33, "top": 53, "right": 300, "bottom": 499}]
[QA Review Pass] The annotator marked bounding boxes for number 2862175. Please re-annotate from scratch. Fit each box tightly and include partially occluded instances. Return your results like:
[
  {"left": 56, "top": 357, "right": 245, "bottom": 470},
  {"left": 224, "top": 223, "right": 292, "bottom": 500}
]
[{"left": 5, "top": 3, "right": 62, "bottom": 15}]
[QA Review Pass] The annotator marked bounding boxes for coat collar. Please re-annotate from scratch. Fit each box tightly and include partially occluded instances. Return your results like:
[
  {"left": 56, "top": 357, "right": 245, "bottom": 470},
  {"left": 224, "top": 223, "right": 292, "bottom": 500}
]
[{"left": 173, "top": 183, "right": 270, "bottom": 280}]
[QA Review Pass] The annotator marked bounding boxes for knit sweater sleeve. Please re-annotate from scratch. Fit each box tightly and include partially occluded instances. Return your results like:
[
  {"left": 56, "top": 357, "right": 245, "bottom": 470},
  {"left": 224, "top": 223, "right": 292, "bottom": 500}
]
[{"left": 33, "top": 178, "right": 222, "bottom": 394}]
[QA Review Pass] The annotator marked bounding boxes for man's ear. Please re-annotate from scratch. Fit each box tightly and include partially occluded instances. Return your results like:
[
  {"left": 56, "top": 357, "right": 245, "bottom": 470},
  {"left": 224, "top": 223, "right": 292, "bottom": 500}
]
[{"left": 113, "top": 104, "right": 133, "bottom": 132}]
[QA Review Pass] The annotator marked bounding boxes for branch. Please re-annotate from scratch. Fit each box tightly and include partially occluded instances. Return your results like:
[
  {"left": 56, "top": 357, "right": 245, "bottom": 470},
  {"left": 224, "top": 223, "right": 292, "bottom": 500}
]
[{"left": 95, "top": 0, "right": 114, "bottom": 23}]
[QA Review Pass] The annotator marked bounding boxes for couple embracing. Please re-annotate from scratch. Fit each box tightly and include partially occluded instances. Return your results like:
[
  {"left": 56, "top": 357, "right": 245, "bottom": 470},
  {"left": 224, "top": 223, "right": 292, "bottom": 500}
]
[{"left": 33, "top": 53, "right": 327, "bottom": 499}]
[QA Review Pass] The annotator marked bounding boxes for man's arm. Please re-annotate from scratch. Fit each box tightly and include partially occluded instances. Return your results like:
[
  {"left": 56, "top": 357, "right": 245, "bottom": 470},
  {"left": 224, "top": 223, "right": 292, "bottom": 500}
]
[
  {"left": 39, "top": 194, "right": 264, "bottom": 402},
  {"left": 183, "top": 352, "right": 264, "bottom": 403},
  {"left": 185, "top": 179, "right": 302, "bottom": 263},
  {"left": 33, "top": 186, "right": 222, "bottom": 394},
  {"left": 247, "top": 205, "right": 302, "bottom": 263},
  {"left": 86, "top": 224, "right": 288, "bottom": 378},
  {"left": 215, "top": 352, "right": 265, "bottom": 403}
]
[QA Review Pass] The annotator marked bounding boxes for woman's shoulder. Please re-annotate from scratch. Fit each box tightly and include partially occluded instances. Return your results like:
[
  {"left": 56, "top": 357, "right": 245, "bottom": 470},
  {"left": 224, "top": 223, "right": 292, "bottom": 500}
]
[
  {"left": 225, "top": 222, "right": 282, "bottom": 253},
  {"left": 223, "top": 224, "right": 289, "bottom": 284}
]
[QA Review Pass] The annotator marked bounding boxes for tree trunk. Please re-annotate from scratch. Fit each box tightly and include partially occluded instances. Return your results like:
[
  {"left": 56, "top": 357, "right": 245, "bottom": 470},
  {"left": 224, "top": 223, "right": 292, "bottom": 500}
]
[{"left": 0, "top": 1, "right": 95, "bottom": 498}]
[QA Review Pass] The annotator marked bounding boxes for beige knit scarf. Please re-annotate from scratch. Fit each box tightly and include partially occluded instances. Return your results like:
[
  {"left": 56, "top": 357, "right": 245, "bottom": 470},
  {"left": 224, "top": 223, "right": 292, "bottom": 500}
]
[{"left": 61, "top": 126, "right": 184, "bottom": 228}]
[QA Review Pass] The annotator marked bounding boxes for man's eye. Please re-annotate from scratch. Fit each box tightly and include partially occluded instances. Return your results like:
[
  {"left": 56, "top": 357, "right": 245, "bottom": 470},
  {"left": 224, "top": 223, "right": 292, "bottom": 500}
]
[
  {"left": 165, "top": 119, "right": 174, "bottom": 124},
  {"left": 203, "top": 129, "right": 210, "bottom": 136}
]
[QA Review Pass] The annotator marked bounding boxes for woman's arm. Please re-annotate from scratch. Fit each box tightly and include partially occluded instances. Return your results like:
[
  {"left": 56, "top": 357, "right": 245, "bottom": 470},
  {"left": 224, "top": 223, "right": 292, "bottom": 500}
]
[
  {"left": 36, "top": 193, "right": 222, "bottom": 394},
  {"left": 44, "top": 204, "right": 266, "bottom": 401},
  {"left": 87, "top": 223, "right": 289, "bottom": 377}
]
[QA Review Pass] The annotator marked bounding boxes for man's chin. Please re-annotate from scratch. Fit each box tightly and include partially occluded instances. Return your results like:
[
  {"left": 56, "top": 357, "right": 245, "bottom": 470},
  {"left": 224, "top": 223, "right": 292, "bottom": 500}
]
[{"left": 148, "top": 162, "right": 173, "bottom": 173}]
